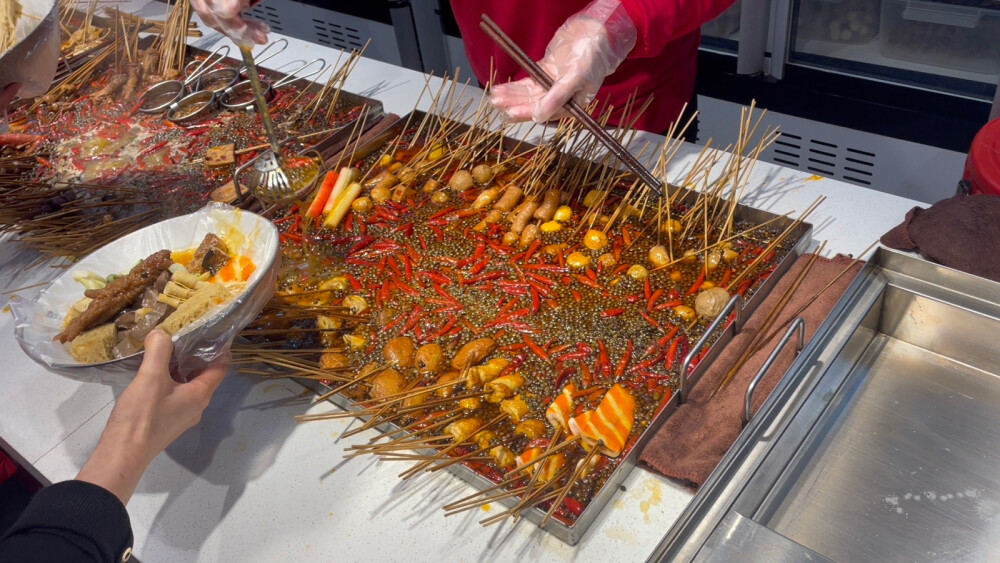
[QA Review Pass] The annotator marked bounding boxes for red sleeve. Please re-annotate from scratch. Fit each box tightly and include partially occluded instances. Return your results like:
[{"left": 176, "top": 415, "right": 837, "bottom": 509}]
[{"left": 620, "top": 0, "right": 737, "bottom": 57}]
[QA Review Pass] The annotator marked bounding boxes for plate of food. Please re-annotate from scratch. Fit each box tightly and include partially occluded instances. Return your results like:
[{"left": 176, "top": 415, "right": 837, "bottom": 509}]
[{"left": 11, "top": 203, "right": 279, "bottom": 383}]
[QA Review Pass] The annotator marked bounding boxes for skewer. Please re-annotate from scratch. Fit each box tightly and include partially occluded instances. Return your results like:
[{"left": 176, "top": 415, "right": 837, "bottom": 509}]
[
  {"left": 710, "top": 240, "right": 828, "bottom": 397},
  {"left": 398, "top": 414, "right": 505, "bottom": 479},
  {"left": 541, "top": 445, "right": 600, "bottom": 526}
]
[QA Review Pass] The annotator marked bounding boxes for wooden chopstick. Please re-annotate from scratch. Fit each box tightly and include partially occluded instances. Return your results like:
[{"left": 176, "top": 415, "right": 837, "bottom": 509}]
[{"left": 479, "top": 14, "right": 665, "bottom": 197}]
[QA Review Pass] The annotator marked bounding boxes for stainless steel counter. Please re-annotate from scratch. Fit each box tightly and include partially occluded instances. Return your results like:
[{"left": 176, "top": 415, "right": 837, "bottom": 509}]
[{"left": 651, "top": 248, "right": 1000, "bottom": 562}]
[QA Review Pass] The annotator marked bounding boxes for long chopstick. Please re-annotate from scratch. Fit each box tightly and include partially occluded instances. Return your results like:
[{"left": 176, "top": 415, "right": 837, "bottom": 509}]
[{"left": 479, "top": 14, "right": 665, "bottom": 197}]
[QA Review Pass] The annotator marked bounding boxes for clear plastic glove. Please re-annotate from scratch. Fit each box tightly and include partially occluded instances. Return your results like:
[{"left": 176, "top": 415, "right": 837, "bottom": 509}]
[
  {"left": 490, "top": 0, "right": 637, "bottom": 123},
  {"left": 190, "top": 0, "right": 269, "bottom": 47},
  {"left": 76, "top": 330, "right": 230, "bottom": 504}
]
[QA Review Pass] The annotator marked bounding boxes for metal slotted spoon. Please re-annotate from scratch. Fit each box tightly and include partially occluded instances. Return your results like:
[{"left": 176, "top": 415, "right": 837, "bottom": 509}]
[{"left": 237, "top": 44, "right": 298, "bottom": 201}]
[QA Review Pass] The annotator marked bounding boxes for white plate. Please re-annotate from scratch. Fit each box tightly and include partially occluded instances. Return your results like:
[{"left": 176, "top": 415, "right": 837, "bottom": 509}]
[{"left": 11, "top": 204, "right": 280, "bottom": 384}]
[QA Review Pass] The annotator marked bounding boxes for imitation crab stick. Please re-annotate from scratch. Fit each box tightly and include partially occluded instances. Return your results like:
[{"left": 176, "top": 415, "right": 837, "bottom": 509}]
[
  {"left": 514, "top": 447, "right": 566, "bottom": 483},
  {"left": 568, "top": 384, "right": 636, "bottom": 457},
  {"left": 545, "top": 383, "right": 577, "bottom": 432}
]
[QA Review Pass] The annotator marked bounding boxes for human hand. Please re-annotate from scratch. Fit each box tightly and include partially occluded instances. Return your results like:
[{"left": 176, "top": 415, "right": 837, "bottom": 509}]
[
  {"left": 190, "top": 0, "right": 269, "bottom": 46},
  {"left": 490, "top": 0, "right": 637, "bottom": 123},
  {"left": 76, "top": 330, "right": 230, "bottom": 504}
]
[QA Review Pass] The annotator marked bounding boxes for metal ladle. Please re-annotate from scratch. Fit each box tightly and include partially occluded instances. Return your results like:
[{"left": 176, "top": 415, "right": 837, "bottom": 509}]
[{"left": 236, "top": 44, "right": 300, "bottom": 202}]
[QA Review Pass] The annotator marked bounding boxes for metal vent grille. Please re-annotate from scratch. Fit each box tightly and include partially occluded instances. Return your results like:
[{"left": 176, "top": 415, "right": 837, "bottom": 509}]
[
  {"left": 763, "top": 133, "right": 876, "bottom": 187},
  {"left": 246, "top": 4, "right": 284, "bottom": 32},
  {"left": 311, "top": 19, "right": 366, "bottom": 50}
]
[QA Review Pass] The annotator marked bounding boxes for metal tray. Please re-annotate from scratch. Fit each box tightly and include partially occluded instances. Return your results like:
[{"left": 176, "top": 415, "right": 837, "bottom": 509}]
[
  {"left": 650, "top": 247, "right": 1000, "bottom": 561},
  {"left": 295, "top": 111, "right": 813, "bottom": 545}
]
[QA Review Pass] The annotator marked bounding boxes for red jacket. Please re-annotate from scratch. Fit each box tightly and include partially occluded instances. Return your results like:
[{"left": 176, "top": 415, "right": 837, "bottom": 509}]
[{"left": 450, "top": 0, "right": 735, "bottom": 133}]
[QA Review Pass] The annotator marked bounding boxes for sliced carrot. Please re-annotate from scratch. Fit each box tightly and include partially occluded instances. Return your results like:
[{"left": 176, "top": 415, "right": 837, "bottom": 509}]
[{"left": 305, "top": 170, "right": 338, "bottom": 218}]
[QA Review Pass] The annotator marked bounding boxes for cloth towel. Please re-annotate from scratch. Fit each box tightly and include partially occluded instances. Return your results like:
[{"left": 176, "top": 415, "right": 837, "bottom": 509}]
[
  {"left": 881, "top": 193, "right": 1000, "bottom": 283},
  {"left": 639, "top": 253, "right": 863, "bottom": 487}
]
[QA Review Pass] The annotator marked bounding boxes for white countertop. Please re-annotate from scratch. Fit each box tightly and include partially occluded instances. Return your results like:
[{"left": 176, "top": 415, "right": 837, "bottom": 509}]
[{"left": 0, "top": 2, "right": 928, "bottom": 561}]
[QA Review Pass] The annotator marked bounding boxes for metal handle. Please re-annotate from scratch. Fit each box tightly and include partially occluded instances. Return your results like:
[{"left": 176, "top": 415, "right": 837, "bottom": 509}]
[
  {"left": 272, "top": 58, "right": 327, "bottom": 88},
  {"left": 680, "top": 294, "right": 744, "bottom": 403},
  {"left": 239, "top": 38, "right": 289, "bottom": 73},
  {"left": 743, "top": 317, "right": 805, "bottom": 426},
  {"left": 183, "top": 44, "right": 231, "bottom": 85}
]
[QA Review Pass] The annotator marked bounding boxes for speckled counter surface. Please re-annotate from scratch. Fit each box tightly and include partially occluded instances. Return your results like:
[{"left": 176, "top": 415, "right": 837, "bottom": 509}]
[{"left": 0, "top": 2, "right": 928, "bottom": 561}]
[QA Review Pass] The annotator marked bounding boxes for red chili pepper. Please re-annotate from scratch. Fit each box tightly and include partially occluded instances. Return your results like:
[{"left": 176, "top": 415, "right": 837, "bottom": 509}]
[
  {"left": 403, "top": 255, "right": 414, "bottom": 281},
  {"left": 612, "top": 264, "right": 630, "bottom": 276},
  {"left": 401, "top": 306, "right": 423, "bottom": 333},
  {"left": 667, "top": 289, "right": 682, "bottom": 301},
  {"left": 422, "top": 271, "right": 452, "bottom": 285},
  {"left": 470, "top": 256, "right": 490, "bottom": 275},
  {"left": 736, "top": 279, "right": 753, "bottom": 296},
  {"left": 392, "top": 276, "right": 421, "bottom": 297},
  {"left": 580, "top": 362, "right": 593, "bottom": 388},
  {"left": 554, "top": 367, "right": 576, "bottom": 391},
  {"left": 628, "top": 351, "right": 665, "bottom": 374},
  {"left": 383, "top": 310, "right": 408, "bottom": 333},
  {"left": 387, "top": 256, "right": 403, "bottom": 278},
  {"left": 615, "top": 340, "right": 633, "bottom": 378},
  {"left": 527, "top": 272, "right": 556, "bottom": 287},
  {"left": 429, "top": 225, "right": 444, "bottom": 241},
  {"left": 376, "top": 256, "right": 388, "bottom": 276},
  {"left": 665, "top": 338, "right": 681, "bottom": 370},
  {"left": 530, "top": 289, "right": 541, "bottom": 314},
  {"left": 524, "top": 264, "right": 567, "bottom": 273},
  {"left": 570, "top": 289, "right": 582, "bottom": 302},
  {"left": 431, "top": 283, "right": 459, "bottom": 304},
  {"left": 524, "top": 239, "right": 542, "bottom": 264},
  {"left": 721, "top": 267, "right": 733, "bottom": 287},
  {"left": 654, "top": 300, "right": 684, "bottom": 311},
  {"left": 647, "top": 288, "right": 664, "bottom": 312},
  {"left": 574, "top": 275, "right": 601, "bottom": 289},
  {"left": 523, "top": 334, "right": 550, "bottom": 362},
  {"left": 585, "top": 268, "right": 597, "bottom": 282},
  {"left": 644, "top": 278, "right": 652, "bottom": 300},
  {"left": 343, "top": 274, "right": 363, "bottom": 291},
  {"left": 686, "top": 270, "right": 706, "bottom": 296},
  {"left": 344, "top": 212, "right": 353, "bottom": 233},
  {"left": 639, "top": 311, "right": 661, "bottom": 330},
  {"left": 600, "top": 308, "right": 625, "bottom": 318},
  {"left": 598, "top": 340, "right": 611, "bottom": 379},
  {"left": 418, "top": 234, "right": 428, "bottom": 250}
]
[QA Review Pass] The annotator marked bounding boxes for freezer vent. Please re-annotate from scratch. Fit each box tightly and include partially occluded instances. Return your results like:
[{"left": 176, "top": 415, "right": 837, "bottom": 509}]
[
  {"left": 312, "top": 19, "right": 366, "bottom": 50},
  {"left": 246, "top": 4, "right": 283, "bottom": 32},
  {"left": 763, "top": 133, "right": 876, "bottom": 187}
]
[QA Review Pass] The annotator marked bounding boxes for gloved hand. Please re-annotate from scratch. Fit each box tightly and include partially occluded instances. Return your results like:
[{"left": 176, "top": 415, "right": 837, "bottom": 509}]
[
  {"left": 190, "top": 0, "right": 269, "bottom": 47},
  {"left": 490, "top": 0, "right": 637, "bottom": 123}
]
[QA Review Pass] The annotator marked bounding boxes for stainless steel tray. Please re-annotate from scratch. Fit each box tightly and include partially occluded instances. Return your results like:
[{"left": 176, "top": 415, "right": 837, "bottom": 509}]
[
  {"left": 295, "top": 112, "right": 813, "bottom": 545},
  {"left": 650, "top": 247, "right": 1000, "bottom": 561}
]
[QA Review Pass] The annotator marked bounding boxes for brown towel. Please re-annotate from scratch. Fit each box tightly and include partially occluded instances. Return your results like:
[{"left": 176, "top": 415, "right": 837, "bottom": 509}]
[
  {"left": 881, "top": 194, "right": 1000, "bottom": 283},
  {"left": 639, "top": 253, "right": 863, "bottom": 487}
]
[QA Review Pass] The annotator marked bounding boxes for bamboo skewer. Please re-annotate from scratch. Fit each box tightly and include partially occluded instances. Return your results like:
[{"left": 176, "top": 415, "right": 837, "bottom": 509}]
[{"left": 710, "top": 240, "right": 828, "bottom": 398}]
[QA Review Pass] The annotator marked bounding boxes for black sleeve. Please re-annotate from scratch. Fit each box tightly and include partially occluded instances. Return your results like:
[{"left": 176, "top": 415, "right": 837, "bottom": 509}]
[{"left": 0, "top": 480, "right": 133, "bottom": 563}]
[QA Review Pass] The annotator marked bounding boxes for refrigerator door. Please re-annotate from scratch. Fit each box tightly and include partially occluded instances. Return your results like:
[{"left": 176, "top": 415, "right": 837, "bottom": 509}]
[{"left": 784, "top": 0, "right": 1000, "bottom": 100}]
